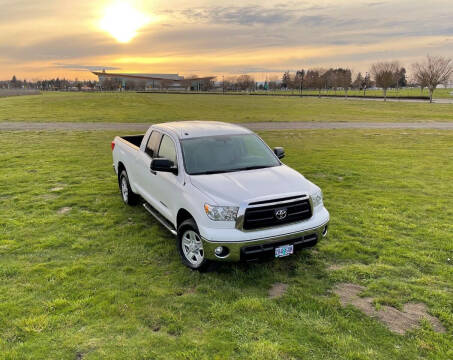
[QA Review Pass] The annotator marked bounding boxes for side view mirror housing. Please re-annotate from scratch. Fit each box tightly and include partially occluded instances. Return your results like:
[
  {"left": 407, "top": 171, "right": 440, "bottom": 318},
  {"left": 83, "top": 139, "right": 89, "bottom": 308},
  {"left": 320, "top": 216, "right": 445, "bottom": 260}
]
[
  {"left": 273, "top": 147, "right": 285, "bottom": 159},
  {"left": 150, "top": 158, "right": 178, "bottom": 175}
]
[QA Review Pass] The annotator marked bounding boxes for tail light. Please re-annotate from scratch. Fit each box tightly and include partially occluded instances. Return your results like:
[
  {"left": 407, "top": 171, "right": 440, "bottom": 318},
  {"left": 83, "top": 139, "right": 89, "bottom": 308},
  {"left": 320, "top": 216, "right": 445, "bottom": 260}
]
[{"left": 111, "top": 141, "right": 115, "bottom": 151}]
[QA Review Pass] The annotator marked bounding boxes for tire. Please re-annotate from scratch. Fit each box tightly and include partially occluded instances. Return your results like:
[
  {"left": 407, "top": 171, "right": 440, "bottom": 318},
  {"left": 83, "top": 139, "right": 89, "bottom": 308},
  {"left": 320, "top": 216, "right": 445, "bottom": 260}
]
[
  {"left": 119, "top": 170, "right": 138, "bottom": 205},
  {"left": 177, "top": 218, "right": 209, "bottom": 271}
]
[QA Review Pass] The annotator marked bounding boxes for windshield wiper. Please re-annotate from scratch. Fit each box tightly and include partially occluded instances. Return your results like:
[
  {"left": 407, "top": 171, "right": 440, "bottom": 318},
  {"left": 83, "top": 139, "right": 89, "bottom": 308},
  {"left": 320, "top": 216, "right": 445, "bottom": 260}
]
[
  {"left": 229, "top": 165, "right": 274, "bottom": 171},
  {"left": 191, "top": 170, "right": 231, "bottom": 175},
  {"left": 191, "top": 166, "right": 273, "bottom": 175}
]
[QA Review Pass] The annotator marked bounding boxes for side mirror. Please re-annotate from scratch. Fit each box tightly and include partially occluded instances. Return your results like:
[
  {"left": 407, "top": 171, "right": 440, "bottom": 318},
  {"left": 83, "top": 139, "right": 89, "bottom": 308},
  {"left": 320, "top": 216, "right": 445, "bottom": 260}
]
[
  {"left": 273, "top": 147, "right": 285, "bottom": 159},
  {"left": 150, "top": 158, "right": 178, "bottom": 175}
]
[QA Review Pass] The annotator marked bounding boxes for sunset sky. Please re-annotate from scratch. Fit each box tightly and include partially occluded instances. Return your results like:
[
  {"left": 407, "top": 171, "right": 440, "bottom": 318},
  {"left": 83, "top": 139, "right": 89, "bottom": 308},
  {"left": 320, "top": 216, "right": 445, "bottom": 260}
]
[{"left": 1, "top": 0, "right": 452, "bottom": 81}]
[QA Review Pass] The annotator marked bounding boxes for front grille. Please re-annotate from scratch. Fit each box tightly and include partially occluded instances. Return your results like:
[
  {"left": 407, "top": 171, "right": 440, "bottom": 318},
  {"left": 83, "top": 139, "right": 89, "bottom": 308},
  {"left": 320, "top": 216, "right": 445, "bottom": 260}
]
[
  {"left": 242, "top": 197, "right": 312, "bottom": 230},
  {"left": 241, "top": 233, "right": 318, "bottom": 261},
  {"left": 249, "top": 195, "right": 305, "bottom": 206}
]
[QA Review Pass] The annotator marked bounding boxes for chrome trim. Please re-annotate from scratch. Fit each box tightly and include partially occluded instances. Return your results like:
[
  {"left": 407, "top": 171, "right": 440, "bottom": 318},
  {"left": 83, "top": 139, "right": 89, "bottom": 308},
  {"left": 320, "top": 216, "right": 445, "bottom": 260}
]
[
  {"left": 143, "top": 203, "right": 177, "bottom": 236},
  {"left": 203, "top": 220, "right": 329, "bottom": 261},
  {"left": 247, "top": 195, "right": 308, "bottom": 208},
  {"left": 235, "top": 194, "right": 313, "bottom": 231}
]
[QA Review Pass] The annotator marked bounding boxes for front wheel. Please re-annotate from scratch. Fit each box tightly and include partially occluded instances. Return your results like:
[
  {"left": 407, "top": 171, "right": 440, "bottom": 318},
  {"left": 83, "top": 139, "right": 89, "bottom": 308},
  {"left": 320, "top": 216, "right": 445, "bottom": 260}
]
[{"left": 177, "top": 219, "right": 208, "bottom": 271}]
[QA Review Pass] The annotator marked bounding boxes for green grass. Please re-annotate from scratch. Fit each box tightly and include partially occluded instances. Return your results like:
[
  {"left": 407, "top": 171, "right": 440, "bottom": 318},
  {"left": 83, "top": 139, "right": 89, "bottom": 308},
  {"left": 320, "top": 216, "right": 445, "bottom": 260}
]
[
  {"left": 0, "top": 91, "right": 452, "bottom": 123},
  {"left": 255, "top": 88, "right": 453, "bottom": 99},
  {"left": 1, "top": 129, "right": 451, "bottom": 359}
]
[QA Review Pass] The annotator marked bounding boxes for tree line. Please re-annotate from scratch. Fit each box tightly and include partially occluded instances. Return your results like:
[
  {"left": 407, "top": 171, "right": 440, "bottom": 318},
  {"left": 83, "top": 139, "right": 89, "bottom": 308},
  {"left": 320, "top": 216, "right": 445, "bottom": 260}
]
[
  {"left": 0, "top": 76, "right": 97, "bottom": 91},
  {"left": 1, "top": 55, "right": 451, "bottom": 102},
  {"left": 223, "top": 55, "right": 452, "bottom": 102}
]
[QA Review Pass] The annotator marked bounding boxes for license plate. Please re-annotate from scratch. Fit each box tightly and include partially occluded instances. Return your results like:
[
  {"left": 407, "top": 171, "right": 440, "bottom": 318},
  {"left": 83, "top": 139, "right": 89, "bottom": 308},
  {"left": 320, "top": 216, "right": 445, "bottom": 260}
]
[{"left": 275, "top": 244, "right": 294, "bottom": 258}]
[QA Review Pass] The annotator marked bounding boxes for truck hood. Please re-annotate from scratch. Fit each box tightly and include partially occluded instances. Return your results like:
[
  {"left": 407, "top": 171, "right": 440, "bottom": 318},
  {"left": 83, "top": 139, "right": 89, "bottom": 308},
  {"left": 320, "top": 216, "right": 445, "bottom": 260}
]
[{"left": 189, "top": 165, "right": 317, "bottom": 205}]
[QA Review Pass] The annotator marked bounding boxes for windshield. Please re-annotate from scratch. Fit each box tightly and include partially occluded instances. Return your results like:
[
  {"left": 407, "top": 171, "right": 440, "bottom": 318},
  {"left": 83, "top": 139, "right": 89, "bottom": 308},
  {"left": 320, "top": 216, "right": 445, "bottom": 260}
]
[{"left": 181, "top": 134, "right": 280, "bottom": 175}]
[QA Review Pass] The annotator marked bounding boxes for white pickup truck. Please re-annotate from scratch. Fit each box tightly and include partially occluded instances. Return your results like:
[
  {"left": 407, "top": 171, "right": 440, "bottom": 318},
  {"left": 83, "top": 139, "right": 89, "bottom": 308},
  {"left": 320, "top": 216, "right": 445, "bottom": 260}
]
[{"left": 112, "top": 121, "right": 329, "bottom": 270}]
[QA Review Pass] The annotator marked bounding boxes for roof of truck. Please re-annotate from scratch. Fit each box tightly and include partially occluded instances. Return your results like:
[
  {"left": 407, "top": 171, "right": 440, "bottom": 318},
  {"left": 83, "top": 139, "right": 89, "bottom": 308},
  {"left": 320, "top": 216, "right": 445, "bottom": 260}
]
[{"left": 153, "top": 121, "right": 253, "bottom": 139}]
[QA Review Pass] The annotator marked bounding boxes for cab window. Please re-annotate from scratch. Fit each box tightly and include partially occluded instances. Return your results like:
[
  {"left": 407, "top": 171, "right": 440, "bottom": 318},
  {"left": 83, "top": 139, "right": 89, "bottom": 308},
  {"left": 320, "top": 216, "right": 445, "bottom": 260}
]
[
  {"left": 145, "top": 131, "right": 162, "bottom": 158},
  {"left": 158, "top": 135, "right": 177, "bottom": 165}
]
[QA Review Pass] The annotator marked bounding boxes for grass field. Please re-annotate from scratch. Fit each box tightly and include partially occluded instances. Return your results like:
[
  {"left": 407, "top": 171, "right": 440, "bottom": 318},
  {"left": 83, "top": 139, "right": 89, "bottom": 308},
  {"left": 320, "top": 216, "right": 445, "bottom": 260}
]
[
  {"left": 255, "top": 88, "right": 453, "bottom": 99},
  {"left": 1, "top": 92, "right": 453, "bottom": 123},
  {"left": 1, "top": 129, "right": 452, "bottom": 359}
]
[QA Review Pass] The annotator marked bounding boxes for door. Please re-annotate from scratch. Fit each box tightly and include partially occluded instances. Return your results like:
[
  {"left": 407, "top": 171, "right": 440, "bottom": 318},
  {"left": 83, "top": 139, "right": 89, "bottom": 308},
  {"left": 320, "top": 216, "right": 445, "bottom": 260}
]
[
  {"left": 134, "top": 130, "right": 162, "bottom": 208},
  {"left": 150, "top": 134, "right": 182, "bottom": 222}
]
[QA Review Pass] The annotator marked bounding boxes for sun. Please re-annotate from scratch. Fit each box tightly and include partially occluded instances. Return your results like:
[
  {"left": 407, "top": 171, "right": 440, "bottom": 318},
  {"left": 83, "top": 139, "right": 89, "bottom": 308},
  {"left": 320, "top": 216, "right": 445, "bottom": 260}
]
[{"left": 100, "top": 2, "right": 150, "bottom": 43}]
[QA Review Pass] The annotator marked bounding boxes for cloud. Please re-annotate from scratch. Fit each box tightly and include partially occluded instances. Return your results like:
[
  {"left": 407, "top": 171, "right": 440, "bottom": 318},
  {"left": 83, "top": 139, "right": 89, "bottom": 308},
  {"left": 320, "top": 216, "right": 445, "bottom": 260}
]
[
  {"left": 53, "top": 63, "right": 120, "bottom": 71},
  {"left": 0, "top": 34, "right": 121, "bottom": 62},
  {"left": 0, "top": 0, "right": 452, "bottom": 79},
  {"left": 180, "top": 6, "right": 294, "bottom": 25}
]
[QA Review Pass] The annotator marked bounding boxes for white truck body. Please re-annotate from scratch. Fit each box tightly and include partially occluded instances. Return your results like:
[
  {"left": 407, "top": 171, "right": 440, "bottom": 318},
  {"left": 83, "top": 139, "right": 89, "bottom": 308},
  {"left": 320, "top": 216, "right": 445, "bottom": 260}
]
[{"left": 112, "top": 121, "right": 329, "bottom": 264}]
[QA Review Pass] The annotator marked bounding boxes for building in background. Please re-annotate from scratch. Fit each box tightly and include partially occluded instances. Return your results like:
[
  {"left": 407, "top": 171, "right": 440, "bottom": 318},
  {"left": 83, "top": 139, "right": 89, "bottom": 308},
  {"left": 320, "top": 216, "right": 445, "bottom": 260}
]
[{"left": 92, "top": 71, "right": 216, "bottom": 91}]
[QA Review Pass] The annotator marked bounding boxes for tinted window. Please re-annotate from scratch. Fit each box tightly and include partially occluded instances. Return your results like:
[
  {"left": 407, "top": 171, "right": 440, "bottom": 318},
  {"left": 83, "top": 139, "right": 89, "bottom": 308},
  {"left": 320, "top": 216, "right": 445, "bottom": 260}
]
[
  {"left": 158, "top": 135, "right": 177, "bottom": 165},
  {"left": 146, "top": 131, "right": 161, "bottom": 157}
]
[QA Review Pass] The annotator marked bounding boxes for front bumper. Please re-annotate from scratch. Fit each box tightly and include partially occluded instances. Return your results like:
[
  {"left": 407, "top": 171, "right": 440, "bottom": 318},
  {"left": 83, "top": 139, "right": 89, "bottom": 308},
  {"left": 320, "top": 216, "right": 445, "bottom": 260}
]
[{"left": 202, "top": 220, "right": 329, "bottom": 262}]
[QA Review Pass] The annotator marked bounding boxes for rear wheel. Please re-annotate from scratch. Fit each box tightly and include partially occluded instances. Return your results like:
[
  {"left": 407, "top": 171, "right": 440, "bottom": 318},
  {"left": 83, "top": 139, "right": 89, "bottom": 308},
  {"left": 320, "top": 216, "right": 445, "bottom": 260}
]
[
  {"left": 119, "top": 170, "right": 138, "bottom": 205},
  {"left": 177, "top": 219, "right": 208, "bottom": 271}
]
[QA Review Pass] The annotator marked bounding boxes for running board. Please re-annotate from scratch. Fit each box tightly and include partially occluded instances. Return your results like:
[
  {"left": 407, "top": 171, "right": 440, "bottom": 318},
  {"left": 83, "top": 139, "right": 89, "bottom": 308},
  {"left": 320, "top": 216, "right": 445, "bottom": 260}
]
[{"left": 143, "top": 202, "right": 177, "bottom": 236}]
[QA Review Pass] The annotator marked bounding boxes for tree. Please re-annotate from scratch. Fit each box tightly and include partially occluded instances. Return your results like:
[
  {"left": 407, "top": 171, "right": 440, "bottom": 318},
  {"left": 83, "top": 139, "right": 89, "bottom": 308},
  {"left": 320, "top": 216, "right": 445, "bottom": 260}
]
[
  {"left": 370, "top": 61, "right": 400, "bottom": 101},
  {"left": 337, "top": 68, "right": 352, "bottom": 97},
  {"left": 305, "top": 69, "right": 325, "bottom": 97},
  {"left": 295, "top": 69, "right": 305, "bottom": 93},
  {"left": 304, "top": 70, "right": 318, "bottom": 90},
  {"left": 352, "top": 72, "right": 363, "bottom": 90},
  {"left": 281, "top": 71, "right": 291, "bottom": 89},
  {"left": 363, "top": 73, "right": 373, "bottom": 96},
  {"left": 412, "top": 55, "right": 453, "bottom": 103},
  {"left": 10, "top": 75, "right": 19, "bottom": 88},
  {"left": 315, "top": 69, "right": 327, "bottom": 97},
  {"left": 236, "top": 75, "right": 255, "bottom": 91},
  {"left": 396, "top": 67, "right": 407, "bottom": 88},
  {"left": 223, "top": 76, "right": 237, "bottom": 91}
]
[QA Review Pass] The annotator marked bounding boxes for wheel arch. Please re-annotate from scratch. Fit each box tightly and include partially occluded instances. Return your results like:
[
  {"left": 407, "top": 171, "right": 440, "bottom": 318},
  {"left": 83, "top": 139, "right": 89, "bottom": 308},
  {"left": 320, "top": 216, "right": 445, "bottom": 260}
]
[
  {"left": 177, "top": 208, "right": 195, "bottom": 230},
  {"left": 117, "top": 161, "right": 126, "bottom": 183}
]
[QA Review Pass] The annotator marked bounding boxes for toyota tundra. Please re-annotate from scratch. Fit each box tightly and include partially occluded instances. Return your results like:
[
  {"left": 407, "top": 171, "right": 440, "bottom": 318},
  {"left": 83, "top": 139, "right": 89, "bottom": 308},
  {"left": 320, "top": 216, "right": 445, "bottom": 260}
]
[{"left": 112, "top": 121, "right": 329, "bottom": 270}]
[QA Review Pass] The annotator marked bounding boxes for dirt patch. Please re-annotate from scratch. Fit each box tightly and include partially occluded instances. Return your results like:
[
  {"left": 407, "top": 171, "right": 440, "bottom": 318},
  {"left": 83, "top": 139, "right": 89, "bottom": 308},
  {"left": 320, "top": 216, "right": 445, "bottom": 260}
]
[
  {"left": 334, "top": 283, "right": 445, "bottom": 334},
  {"left": 57, "top": 207, "right": 72, "bottom": 214},
  {"left": 40, "top": 194, "right": 57, "bottom": 201},
  {"left": 268, "top": 283, "right": 288, "bottom": 299},
  {"left": 50, "top": 186, "right": 64, "bottom": 192},
  {"left": 327, "top": 264, "right": 346, "bottom": 271}
]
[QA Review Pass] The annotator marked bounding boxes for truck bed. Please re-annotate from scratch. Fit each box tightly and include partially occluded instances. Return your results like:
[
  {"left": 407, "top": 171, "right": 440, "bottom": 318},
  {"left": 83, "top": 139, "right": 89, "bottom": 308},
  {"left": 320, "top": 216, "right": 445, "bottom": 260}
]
[{"left": 119, "top": 135, "right": 144, "bottom": 148}]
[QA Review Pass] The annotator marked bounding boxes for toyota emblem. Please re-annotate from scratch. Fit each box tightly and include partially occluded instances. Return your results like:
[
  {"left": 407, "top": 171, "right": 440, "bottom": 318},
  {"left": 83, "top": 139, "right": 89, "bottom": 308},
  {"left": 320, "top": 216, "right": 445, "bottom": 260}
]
[{"left": 275, "top": 208, "right": 287, "bottom": 220}]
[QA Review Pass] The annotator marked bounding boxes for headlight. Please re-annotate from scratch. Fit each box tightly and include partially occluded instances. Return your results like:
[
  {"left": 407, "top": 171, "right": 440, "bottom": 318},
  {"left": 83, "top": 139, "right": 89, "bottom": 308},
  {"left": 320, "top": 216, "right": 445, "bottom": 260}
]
[
  {"left": 204, "top": 204, "right": 239, "bottom": 221},
  {"left": 311, "top": 189, "right": 323, "bottom": 207}
]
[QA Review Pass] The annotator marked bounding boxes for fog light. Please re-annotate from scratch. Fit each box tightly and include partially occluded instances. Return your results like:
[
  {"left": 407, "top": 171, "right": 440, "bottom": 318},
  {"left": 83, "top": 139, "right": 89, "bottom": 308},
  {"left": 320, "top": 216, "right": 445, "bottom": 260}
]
[
  {"left": 214, "top": 246, "right": 230, "bottom": 258},
  {"left": 322, "top": 225, "right": 328, "bottom": 237}
]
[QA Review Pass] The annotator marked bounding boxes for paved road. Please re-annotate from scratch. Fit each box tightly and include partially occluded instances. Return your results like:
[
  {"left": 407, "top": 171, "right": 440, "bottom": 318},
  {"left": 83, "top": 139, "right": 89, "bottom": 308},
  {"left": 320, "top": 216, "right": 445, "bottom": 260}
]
[
  {"left": 339, "top": 97, "right": 453, "bottom": 104},
  {"left": 0, "top": 121, "right": 452, "bottom": 132}
]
